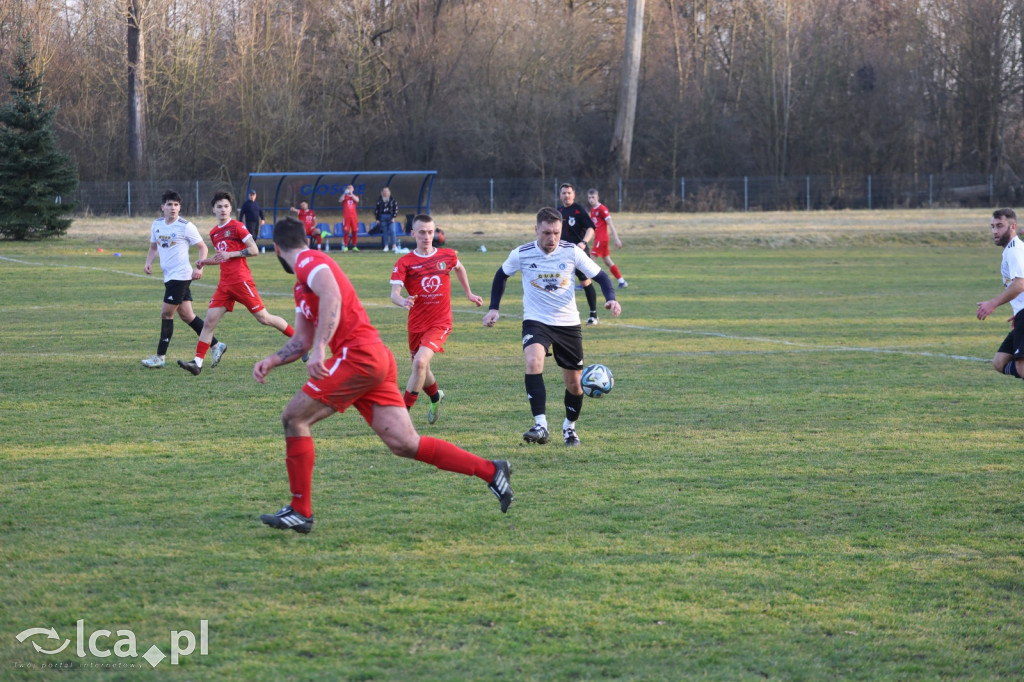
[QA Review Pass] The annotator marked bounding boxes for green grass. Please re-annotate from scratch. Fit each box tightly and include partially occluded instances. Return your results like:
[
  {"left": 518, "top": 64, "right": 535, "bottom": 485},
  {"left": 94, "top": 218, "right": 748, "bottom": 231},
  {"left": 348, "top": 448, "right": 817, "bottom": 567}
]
[{"left": 2, "top": 222, "right": 1023, "bottom": 679}]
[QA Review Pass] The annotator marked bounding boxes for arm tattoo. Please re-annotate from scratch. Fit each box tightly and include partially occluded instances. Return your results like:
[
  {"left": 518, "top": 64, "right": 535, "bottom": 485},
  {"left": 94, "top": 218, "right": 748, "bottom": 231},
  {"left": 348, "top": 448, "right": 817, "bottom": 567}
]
[{"left": 275, "top": 337, "right": 307, "bottom": 363}]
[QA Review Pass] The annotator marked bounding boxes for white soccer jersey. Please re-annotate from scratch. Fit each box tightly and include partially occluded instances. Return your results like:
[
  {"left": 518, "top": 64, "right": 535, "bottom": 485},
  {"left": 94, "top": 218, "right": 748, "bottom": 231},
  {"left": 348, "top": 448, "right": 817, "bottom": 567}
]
[
  {"left": 500, "top": 240, "right": 603, "bottom": 326},
  {"left": 1001, "top": 236, "right": 1024, "bottom": 314},
  {"left": 150, "top": 217, "right": 203, "bottom": 282}
]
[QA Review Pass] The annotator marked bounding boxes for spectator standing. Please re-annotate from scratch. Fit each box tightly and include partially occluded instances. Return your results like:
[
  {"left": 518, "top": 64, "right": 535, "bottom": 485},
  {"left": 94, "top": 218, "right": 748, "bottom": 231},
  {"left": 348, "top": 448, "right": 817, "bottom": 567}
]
[
  {"left": 238, "top": 190, "right": 265, "bottom": 240},
  {"left": 375, "top": 187, "right": 400, "bottom": 252}
]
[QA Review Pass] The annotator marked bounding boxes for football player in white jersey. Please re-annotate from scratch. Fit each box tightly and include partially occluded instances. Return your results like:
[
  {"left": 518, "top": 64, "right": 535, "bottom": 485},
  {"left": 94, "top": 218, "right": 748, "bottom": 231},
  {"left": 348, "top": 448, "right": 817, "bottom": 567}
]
[
  {"left": 483, "top": 207, "right": 622, "bottom": 446},
  {"left": 977, "top": 208, "right": 1024, "bottom": 379},
  {"left": 141, "top": 189, "right": 222, "bottom": 368}
]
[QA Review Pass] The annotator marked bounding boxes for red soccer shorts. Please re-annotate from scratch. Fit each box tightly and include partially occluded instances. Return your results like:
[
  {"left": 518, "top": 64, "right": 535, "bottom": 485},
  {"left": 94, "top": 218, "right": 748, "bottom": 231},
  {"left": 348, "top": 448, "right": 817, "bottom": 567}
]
[
  {"left": 343, "top": 216, "right": 358, "bottom": 232},
  {"left": 408, "top": 325, "right": 451, "bottom": 357},
  {"left": 302, "top": 342, "right": 406, "bottom": 423},
  {"left": 208, "top": 279, "right": 265, "bottom": 313},
  {"left": 591, "top": 239, "right": 611, "bottom": 258}
]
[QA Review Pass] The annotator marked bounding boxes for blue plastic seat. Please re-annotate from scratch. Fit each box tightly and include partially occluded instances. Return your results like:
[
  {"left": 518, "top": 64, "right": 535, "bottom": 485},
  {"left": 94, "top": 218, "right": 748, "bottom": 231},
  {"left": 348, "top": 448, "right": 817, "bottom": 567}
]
[{"left": 259, "top": 224, "right": 274, "bottom": 239}]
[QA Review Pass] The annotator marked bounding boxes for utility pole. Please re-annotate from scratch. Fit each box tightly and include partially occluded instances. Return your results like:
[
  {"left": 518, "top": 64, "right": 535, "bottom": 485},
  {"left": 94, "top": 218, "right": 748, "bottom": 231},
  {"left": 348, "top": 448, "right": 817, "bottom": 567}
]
[{"left": 610, "top": 0, "right": 645, "bottom": 179}]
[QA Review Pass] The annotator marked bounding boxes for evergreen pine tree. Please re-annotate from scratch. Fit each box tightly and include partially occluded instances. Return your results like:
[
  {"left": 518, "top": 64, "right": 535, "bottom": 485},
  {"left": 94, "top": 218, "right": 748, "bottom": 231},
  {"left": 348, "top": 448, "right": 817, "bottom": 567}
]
[{"left": 0, "top": 34, "right": 78, "bottom": 240}]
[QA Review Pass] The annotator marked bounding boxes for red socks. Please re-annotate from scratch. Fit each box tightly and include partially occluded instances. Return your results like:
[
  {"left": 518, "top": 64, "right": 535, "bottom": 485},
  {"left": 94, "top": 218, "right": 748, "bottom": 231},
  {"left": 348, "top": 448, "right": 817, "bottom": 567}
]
[
  {"left": 285, "top": 436, "right": 315, "bottom": 517},
  {"left": 195, "top": 340, "right": 210, "bottom": 359},
  {"left": 422, "top": 381, "right": 439, "bottom": 399},
  {"left": 415, "top": 436, "right": 495, "bottom": 481},
  {"left": 404, "top": 391, "right": 418, "bottom": 408},
  {"left": 283, "top": 324, "right": 295, "bottom": 337},
  {"left": 283, "top": 436, "right": 494, "bottom": 518},
  {"left": 610, "top": 264, "right": 623, "bottom": 279}
]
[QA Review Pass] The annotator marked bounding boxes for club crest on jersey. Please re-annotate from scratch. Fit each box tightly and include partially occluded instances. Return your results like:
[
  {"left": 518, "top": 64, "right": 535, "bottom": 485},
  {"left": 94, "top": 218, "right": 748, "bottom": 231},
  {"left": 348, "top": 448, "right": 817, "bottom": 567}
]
[{"left": 437, "top": 262, "right": 447, "bottom": 271}]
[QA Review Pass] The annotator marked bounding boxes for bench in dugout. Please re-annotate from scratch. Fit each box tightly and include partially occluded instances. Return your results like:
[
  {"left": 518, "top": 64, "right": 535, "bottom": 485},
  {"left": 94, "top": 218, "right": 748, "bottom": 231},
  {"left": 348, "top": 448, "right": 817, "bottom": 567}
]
[{"left": 327, "top": 222, "right": 368, "bottom": 248}]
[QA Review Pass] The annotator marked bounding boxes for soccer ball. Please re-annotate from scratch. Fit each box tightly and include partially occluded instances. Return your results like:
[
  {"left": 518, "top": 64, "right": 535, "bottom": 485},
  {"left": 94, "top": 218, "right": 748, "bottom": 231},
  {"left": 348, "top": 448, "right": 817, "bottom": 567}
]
[{"left": 581, "top": 363, "right": 614, "bottom": 398}]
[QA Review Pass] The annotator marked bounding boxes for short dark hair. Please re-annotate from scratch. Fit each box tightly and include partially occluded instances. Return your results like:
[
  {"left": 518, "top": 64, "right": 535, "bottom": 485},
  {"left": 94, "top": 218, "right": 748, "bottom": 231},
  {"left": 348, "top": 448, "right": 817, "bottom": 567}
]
[
  {"left": 161, "top": 189, "right": 182, "bottom": 205},
  {"left": 273, "top": 217, "right": 307, "bottom": 249},
  {"left": 412, "top": 213, "right": 433, "bottom": 227},
  {"left": 536, "top": 207, "right": 562, "bottom": 225},
  {"left": 211, "top": 191, "right": 234, "bottom": 208},
  {"left": 587, "top": 188, "right": 599, "bottom": 195},
  {"left": 994, "top": 208, "right": 1017, "bottom": 221},
  {"left": 559, "top": 183, "right": 574, "bottom": 192}
]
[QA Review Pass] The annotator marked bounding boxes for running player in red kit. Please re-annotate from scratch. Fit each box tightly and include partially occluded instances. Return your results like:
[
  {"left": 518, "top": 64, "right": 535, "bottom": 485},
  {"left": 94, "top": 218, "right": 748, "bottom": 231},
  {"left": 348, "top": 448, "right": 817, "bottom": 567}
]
[
  {"left": 253, "top": 217, "right": 513, "bottom": 533},
  {"left": 177, "top": 191, "right": 295, "bottom": 375},
  {"left": 290, "top": 201, "right": 321, "bottom": 250},
  {"left": 587, "top": 188, "right": 628, "bottom": 288},
  {"left": 390, "top": 215, "right": 484, "bottom": 423},
  {"left": 338, "top": 184, "right": 360, "bottom": 252}
]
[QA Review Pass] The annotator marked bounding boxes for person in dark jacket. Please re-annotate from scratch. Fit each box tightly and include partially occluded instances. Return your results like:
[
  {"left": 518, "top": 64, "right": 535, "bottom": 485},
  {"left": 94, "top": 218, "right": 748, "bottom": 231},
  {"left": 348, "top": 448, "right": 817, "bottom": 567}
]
[{"left": 375, "top": 187, "right": 400, "bottom": 252}]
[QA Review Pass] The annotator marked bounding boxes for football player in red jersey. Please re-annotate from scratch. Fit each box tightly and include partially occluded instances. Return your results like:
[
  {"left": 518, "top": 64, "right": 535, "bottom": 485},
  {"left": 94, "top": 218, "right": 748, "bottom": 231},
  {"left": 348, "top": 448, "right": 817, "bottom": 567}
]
[
  {"left": 586, "top": 188, "right": 628, "bottom": 288},
  {"left": 338, "top": 185, "right": 360, "bottom": 251},
  {"left": 252, "top": 217, "right": 513, "bottom": 533},
  {"left": 290, "top": 201, "right": 322, "bottom": 250},
  {"left": 390, "top": 215, "right": 484, "bottom": 423},
  {"left": 177, "top": 192, "right": 295, "bottom": 375}
]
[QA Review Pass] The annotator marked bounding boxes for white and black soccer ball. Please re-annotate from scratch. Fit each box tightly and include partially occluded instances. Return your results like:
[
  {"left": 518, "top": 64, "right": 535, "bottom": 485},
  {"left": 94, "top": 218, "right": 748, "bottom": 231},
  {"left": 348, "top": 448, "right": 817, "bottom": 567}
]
[{"left": 581, "top": 363, "right": 614, "bottom": 398}]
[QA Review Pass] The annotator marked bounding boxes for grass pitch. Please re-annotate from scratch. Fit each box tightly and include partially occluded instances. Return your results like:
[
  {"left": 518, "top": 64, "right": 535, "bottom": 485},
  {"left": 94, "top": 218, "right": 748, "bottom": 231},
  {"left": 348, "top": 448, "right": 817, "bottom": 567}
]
[{"left": 1, "top": 211, "right": 1022, "bottom": 679}]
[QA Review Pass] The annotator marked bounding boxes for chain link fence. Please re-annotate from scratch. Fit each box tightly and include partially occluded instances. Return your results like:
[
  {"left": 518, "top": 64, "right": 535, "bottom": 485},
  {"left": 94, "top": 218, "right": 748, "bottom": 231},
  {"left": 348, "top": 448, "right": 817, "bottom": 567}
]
[{"left": 71, "top": 173, "right": 1020, "bottom": 217}]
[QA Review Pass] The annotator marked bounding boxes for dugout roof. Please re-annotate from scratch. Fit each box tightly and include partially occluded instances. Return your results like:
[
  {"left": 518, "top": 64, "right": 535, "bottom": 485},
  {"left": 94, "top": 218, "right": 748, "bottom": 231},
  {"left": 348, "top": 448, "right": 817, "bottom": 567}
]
[{"left": 245, "top": 171, "right": 437, "bottom": 224}]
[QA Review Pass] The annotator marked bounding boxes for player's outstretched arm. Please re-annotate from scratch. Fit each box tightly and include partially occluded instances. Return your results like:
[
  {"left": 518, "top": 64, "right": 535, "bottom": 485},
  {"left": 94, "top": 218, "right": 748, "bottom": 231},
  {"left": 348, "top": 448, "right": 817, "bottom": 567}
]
[{"left": 593, "top": 270, "right": 621, "bottom": 317}]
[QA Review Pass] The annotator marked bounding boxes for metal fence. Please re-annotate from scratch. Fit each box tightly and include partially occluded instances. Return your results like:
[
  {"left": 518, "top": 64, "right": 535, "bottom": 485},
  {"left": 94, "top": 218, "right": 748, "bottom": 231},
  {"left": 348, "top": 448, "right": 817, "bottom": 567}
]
[{"left": 71, "top": 173, "right": 1018, "bottom": 217}]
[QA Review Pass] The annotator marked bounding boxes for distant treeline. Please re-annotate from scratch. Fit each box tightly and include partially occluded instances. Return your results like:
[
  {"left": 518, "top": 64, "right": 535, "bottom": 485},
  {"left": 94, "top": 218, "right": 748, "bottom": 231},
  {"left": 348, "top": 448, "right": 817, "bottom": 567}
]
[{"left": 5, "top": 0, "right": 1023, "bottom": 185}]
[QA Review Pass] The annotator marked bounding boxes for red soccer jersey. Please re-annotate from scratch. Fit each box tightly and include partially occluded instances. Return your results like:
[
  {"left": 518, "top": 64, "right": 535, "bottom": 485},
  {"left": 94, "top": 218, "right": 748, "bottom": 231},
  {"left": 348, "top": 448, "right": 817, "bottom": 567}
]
[
  {"left": 390, "top": 248, "right": 460, "bottom": 332},
  {"left": 340, "top": 195, "right": 359, "bottom": 225},
  {"left": 297, "top": 209, "right": 317, "bottom": 235},
  {"left": 590, "top": 203, "right": 611, "bottom": 244},
  {"left": 293, "top": 250, "right": 381, "bottom": 355},
  {"left": 209, "top": 219, "right": 253, "bottom": 285}
]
